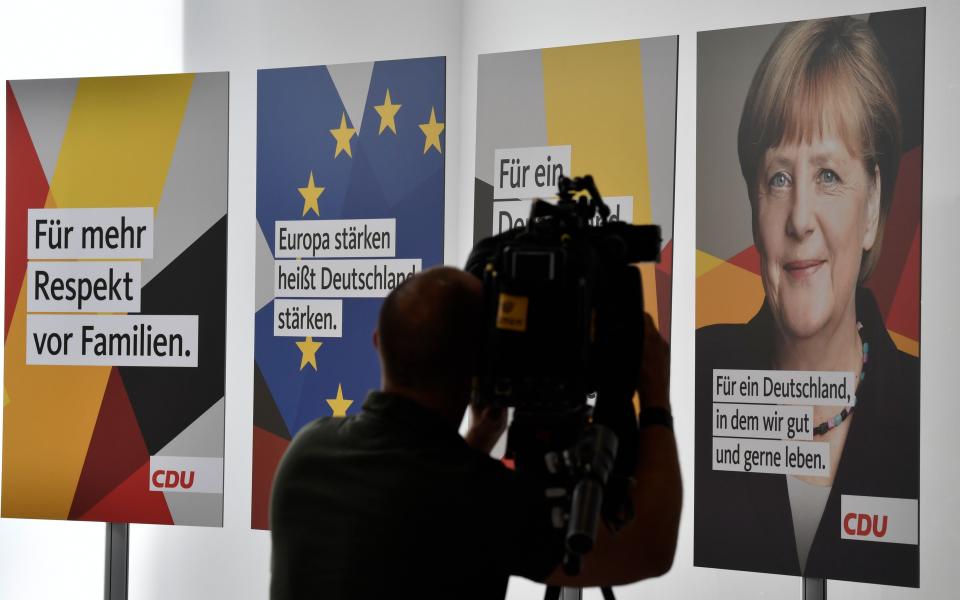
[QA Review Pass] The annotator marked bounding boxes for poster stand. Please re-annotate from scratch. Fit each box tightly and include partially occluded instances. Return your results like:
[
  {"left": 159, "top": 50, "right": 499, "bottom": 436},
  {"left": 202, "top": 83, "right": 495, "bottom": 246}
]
[
  {"left": 104, "top": 523, "right": 129, "bottom": 600},
  {"left": 803, "top": 577, "right": 826, "bottom": 600},
  {"left": 544, "top": 587, "right": 581, "bottom": 599}
]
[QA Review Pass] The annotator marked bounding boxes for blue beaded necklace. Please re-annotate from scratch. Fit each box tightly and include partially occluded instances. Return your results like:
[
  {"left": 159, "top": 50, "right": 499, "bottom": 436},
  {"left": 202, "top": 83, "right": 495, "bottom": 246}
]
[{"left": 812, "top": 322, "right": 866, "bottom": 437}]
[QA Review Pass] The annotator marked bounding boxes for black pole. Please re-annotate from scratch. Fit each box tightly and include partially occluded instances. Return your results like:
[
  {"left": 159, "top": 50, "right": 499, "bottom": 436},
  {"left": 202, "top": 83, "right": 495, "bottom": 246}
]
[
  {"left": 803, "top": 577, "right": 826, "bottom": 600},
  {"left": 104, "top": 523, "right": 129, "bottom": 600}
]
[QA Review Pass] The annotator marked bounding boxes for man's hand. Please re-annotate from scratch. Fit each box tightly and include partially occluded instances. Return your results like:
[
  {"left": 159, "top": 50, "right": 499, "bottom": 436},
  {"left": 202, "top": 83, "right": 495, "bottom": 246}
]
[
  {"left": 464, "top": 403, "right": 507, "bottom": 455},
  {"left": 546, "top": 313, "right": 681, "bottom": 587}
]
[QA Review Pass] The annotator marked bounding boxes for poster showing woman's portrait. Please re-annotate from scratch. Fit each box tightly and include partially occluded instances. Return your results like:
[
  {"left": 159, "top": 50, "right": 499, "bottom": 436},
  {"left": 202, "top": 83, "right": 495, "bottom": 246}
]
[{"left": 694, "top": 9, "right": 923, "bottom": 587}]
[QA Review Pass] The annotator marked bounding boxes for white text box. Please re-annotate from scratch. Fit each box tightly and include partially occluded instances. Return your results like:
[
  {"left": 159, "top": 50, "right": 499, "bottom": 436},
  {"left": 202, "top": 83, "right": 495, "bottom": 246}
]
[
  {"left": 840, "top": 495, "right": 918, "bottom": 545},
  {"left": 274, "top": 218, "right": 396, "bottom": 258},
  {"left": 713, "top": 369, "right": 855, "bottom": 406},
  {"left": 274, "top": 259, "right": 421, "bottom": 298},
  {"left": 274, "top": 299, "right": 343, "bottom": 337},
  {"left": 493, "top": 145, "right": 571, "bottom": 199},
  {"left": 27, "top": 261, "right": 141, "bottom": 313},
  {"left": 26, "top": 314, "right": 198, "bottom": 367},
  {"left": 149, "top": 456, "right": 223, "bottom": 494},
  {"left": 28, "top": 207, "right": 154, "bottom": 259},
  {"left": 712, "top": 437, "right": 830, "bottom": 476},
  {"left": 492, "top": 196, "right": 634, "bottom": 235},
  {"left": 713, "top": 403, "right": 814, "bottom": 440}
]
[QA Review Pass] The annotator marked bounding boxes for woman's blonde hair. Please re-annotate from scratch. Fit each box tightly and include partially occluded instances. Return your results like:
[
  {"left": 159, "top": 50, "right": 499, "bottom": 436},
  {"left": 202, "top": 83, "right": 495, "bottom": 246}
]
[{"left": 737, "top": 17, "right": 902, "bottom": 281}]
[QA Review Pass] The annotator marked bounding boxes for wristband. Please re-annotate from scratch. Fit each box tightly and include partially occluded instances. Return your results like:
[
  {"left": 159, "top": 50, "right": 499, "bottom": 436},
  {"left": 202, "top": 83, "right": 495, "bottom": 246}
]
[{"left": 638, "top": 406, "right": 673, "bottom": 431}]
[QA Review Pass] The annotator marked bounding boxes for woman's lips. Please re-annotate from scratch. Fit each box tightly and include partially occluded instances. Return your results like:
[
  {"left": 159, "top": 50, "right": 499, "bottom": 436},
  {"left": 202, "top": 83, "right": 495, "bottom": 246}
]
[{"left": 783, "top": 259, "right": 825, "bottom": 279}]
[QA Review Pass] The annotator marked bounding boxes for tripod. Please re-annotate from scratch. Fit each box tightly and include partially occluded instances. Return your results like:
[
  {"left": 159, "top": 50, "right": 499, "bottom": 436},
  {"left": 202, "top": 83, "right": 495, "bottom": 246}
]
[{"left": 544, "top": 586, "right": 617, "bottom": 600}]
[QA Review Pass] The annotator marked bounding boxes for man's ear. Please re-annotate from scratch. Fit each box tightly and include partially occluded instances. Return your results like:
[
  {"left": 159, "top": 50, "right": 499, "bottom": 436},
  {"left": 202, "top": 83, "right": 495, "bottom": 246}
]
[
  {"left": 863, "top": 164, "right": 882, "bottom": 250},
  {"left": 372, "top": 329, "right": 380, "bottom": 350}
]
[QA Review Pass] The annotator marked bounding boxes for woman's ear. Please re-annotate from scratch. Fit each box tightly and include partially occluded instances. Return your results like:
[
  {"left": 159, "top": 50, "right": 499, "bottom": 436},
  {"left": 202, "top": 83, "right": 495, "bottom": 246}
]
[{"left": 863, "top": 164, "right": 882, "bottom": 250}]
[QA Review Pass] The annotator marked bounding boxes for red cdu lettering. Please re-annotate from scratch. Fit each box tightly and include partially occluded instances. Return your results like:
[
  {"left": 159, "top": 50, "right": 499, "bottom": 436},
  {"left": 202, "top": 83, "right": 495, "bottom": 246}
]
[
  {"left": 857, "top": 513, "right": 872, "bottom": 536},
  {"left": 872, "top": 515, "right": 888, "bottom": 538},
  {"left": 844, "top": 512, "right": 890, "bottom": 538},
  {"left": 151, "top": 469, "right": 198, "bottom": 489},
  {"left": 844, "top": 512, "right": 857, "bottom": 535},
  {"left": 164, "top": 470, "right": 180, "bottom": 488}
]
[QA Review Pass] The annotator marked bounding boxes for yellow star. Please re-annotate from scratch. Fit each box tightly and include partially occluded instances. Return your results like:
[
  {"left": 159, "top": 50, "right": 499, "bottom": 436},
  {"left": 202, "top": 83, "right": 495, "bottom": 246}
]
[
  {"left": 374, "top": 89, "right": 402, "bottom": 135},
  {"left": 326, "top": 384, "right": 353, "bottom": 417},
  {"left": 330, "top": 112, "right": 357, "bottom": 158},
  {"left": 295, "top": 337, "right": 322, "bottom": 371},
  {"left": 297, "top": 171, "right": 324, "bottom": 217},
  {"left": 418, "top": 107, "right": 445, "bottom": 154}
]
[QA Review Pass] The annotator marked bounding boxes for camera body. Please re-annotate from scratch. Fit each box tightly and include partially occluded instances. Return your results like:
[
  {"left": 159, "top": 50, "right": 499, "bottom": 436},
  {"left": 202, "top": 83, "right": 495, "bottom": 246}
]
[{"left": 466, "top": 175, "right": 660, "bottom": 572}]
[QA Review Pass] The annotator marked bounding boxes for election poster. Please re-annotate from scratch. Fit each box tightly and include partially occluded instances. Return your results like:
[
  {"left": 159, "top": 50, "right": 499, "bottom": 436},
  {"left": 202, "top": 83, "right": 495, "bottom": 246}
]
[
  {"left": 694, "top": 9, "right": 923, "bottom": 586},
  {"left": 473, "top": 38, "right": 677, "bottom": 340},
  {"left": 252, "top": 57, "right": 445, "bottom": 528},
  {"left": 3, "top": 73, "right": 229, "bottom": 526}
]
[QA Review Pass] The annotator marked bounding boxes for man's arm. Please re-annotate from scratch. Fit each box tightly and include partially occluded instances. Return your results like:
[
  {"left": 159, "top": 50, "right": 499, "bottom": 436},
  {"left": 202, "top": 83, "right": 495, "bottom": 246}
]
[{"left": 546, "top": 313, "right": 682, "bottom": 587}]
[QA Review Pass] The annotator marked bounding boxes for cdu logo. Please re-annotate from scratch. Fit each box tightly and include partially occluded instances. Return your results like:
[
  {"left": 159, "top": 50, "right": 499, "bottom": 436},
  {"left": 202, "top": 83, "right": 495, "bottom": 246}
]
[
  {"left": 840, "top": 495, "right": 918, "bottom": 545},
  {"left": 149, "top": 456, "right": 223, "bottom": 494},
  {"left": 843, "top": 512, "right": 888, "bottom": 538}
]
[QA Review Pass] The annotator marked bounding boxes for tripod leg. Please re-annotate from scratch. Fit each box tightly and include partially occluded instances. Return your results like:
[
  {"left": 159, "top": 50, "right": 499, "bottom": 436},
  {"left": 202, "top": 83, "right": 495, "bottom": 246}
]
[{"left": 601, "top": 586, "right": 617, "bottom": 600}]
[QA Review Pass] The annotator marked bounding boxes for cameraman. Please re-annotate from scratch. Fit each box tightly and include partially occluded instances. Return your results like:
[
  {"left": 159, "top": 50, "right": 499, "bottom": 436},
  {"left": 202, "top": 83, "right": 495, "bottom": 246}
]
[{"left": 270, "top": 266, "right": 681, "bottom": 599}]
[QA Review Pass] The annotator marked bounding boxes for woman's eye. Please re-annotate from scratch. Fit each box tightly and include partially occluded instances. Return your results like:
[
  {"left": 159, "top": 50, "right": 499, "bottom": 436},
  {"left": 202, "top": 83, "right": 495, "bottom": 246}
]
[
  {"left": 818, "top": 169, "right": 840, "bottom": 185},
  {"left": 769, "top": 172, "right": 790, "bottom": 188}
]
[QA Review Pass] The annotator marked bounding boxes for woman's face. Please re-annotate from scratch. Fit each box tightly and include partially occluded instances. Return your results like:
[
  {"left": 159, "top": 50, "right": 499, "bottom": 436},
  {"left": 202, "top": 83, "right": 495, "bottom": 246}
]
[{"left": 753, "top": 128, "right": 881, "bottom": 342}]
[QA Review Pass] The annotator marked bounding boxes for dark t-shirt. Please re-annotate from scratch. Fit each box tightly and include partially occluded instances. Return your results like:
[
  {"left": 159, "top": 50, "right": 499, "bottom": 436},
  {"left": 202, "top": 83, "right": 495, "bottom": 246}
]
[{"left": 270, "top": 391, "right": 562, "bottom": 599}]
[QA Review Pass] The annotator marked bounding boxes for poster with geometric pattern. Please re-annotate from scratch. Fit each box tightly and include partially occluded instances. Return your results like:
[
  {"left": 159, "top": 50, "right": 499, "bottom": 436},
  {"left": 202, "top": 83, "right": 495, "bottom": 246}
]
[
  {"left": 253, "top": 58, "right": 445, "bottom": 529},
  {"left": 3, "top": 73, "right": 228, "bottom": 527},
  {"left": 474, "top": 38, "right": 677, "bottom": 340},
  {"left": 695, "top": 9, "right": 922, "bottom": 587}
]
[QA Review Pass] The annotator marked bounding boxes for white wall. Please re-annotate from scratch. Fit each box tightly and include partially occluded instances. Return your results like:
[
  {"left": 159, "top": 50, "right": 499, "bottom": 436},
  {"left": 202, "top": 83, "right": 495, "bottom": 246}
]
[
  {"left": 459, "top": 1, "right": 960, "bottom": 599},
  {"left": 3, "top": 1, "right": 960, "bottom": 599},
  {"left": 0, "top": 3, "right": 184, "bottom": 599}
]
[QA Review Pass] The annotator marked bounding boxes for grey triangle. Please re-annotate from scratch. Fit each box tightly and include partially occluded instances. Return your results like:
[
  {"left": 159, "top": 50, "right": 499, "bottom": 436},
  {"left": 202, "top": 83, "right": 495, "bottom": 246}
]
[
  {"left": 157, "top": 397, "right": 224, "bottom": 458},
  {"left": 255, "top": 223, "right": 275, "bottom": 312},
  {"left": 476, "top": 50, "right": 548, "bottom": 186},
  {"left": 640, "top": 36, "right": 678, "bottom": 242},
  {"left": 327, "top": 62, "right": 374, "bottom": 132},
  {"left": 145, "top": 72, "right": 229, "bottom": 285},
  {"left": 9, "top": 78, "right": 78, "bottom": 184},
  {"left": 163, "top": 491, "right": 223, "bottom": 527}
]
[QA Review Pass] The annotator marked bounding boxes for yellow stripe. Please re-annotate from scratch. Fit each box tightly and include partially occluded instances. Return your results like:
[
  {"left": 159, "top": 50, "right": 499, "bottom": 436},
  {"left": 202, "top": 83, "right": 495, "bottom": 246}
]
[
  {"left": 541, "top": 41, "right": 658, "bottom": 325},
  {"left": 3, "top": 283, "right": 111, "bottom": 519},
  {"left": 2, "top": 74, "right": 194, "bottom": 519},
  {"left": 50, "top": 74, "right": 194, "bottom": 209}
]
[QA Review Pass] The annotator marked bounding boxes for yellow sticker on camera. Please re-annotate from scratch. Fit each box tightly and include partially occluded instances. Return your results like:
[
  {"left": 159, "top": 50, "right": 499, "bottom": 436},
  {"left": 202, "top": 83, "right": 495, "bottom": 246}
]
[{"left": 496, "top": 293, "right": 529, "bottom": 332}]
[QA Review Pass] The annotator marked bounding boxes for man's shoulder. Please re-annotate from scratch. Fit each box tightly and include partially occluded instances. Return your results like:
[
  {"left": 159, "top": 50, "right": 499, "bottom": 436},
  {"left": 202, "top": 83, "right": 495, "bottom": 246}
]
[
  {"left": 289, "top": 414, "right": 351, "bottom": 448},
  {"left": 275, "top": 415, "right": 361, "bottom": 479}
]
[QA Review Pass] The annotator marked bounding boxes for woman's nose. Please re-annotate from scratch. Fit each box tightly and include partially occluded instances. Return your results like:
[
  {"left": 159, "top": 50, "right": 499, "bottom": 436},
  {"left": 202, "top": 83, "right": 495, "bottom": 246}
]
[{"left": 785, "top": 180, "right": 815, "bottom": 240}]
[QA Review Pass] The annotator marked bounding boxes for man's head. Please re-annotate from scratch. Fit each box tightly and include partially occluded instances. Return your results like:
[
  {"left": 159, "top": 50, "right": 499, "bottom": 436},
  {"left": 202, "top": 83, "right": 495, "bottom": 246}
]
[{"left": 374, "top": 267, "right": 483, "bottom": 418}]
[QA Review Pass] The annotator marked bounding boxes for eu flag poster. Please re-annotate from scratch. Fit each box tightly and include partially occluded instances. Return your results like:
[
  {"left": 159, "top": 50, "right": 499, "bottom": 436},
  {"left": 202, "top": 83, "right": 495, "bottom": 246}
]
[{"left": 252, "top": 58, "right": 445, "bottom": 528}]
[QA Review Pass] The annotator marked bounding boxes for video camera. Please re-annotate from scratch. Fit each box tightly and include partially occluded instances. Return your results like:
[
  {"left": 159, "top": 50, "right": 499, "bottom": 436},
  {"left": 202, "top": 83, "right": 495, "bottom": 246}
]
[{"left": 466, "top": 175, "right": 661, "bottom": 576}]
